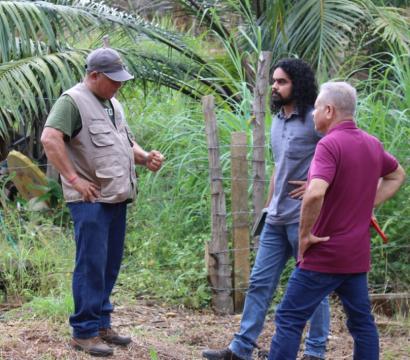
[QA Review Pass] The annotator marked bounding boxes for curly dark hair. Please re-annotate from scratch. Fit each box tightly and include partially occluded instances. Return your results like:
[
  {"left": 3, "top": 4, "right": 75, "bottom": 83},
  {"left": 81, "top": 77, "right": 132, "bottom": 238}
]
[{"left": 271, "top": 58, "right": 317, "bottom": 119}]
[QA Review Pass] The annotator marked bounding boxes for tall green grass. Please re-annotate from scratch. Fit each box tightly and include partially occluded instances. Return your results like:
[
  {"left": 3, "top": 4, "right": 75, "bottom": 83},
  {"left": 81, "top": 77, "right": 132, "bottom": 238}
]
[
  {"left": 0, "top": 49, "right": 408, "bottom": 318},
  {"left": 0, "top": 201, "right": 73, "bottom": 312},
  {"left": 118, "top": 86, "right": 258, "bottom": 307},
  {"left": 354, "top": 51, "right": 410, "bottom": 292}
]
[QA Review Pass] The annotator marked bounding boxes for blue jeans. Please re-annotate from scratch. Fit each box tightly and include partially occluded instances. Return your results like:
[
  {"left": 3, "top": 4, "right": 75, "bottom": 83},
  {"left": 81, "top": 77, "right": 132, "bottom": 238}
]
[
  {"left": 68, "top": 202, "right": 127, "bottom": 339},
  {"left": 269, "top": 269, "right": 379, "bottom": 360},
  {"left": 230, "top": 223, "right": 330, "bottom": 360}
]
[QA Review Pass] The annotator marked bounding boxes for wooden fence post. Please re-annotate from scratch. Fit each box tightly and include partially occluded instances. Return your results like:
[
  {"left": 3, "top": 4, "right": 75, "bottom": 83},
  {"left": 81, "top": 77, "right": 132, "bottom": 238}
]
[
  {"left": 202, "top": 95, "right": 234, "bottom": 314},
  {"left": 252, "top": 51, "right": 272, "bottom": 245},
  {"left": 231, "top": 132, "right": 250, "bottom": 312}
]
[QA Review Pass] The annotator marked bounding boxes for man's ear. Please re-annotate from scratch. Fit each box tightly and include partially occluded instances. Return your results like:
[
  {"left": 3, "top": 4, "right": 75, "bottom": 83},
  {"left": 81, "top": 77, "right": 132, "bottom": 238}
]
[
  {"left": 325, "top": 104, "right": 334, "bottom": 119},
  {"left": 88, "top": 71, "right": 99, "bottom": 80}
]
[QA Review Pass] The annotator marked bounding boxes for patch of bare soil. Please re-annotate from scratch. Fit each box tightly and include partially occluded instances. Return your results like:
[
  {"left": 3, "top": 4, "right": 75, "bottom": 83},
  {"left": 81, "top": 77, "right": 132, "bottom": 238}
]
[{"left": 0, "top": 299, "right": 408, "bottom": 360}]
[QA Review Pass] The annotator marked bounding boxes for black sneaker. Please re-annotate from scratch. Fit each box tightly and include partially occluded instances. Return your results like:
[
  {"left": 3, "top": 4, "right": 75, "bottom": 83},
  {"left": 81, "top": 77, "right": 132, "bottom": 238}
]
[
  {"left": 202, "top": 348, "right": 244, "bottom": 360},
  {"left": 99, "top": 328, "right": 132, "bottom": 346}
]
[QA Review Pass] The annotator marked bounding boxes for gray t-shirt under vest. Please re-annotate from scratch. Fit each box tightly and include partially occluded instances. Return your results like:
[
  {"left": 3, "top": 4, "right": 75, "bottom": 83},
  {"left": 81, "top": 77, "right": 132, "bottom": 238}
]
[{"left": 266, "top": 107, "right": 322, "bottom": 225}]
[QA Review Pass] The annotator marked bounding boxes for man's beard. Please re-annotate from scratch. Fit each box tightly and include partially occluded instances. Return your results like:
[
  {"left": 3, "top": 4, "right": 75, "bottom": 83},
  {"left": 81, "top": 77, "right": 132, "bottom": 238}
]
[{"left": 271, "top": 92, "right": 293, "bottom": 107}]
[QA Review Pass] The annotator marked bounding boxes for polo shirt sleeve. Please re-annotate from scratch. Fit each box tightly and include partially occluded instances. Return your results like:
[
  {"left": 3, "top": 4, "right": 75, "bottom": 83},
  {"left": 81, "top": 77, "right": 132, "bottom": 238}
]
[
  {"left": 381, "top": 150, "right": 398, "bottom": 177},
  {"left": 45, "top": 95, "right": 82, "bottom": 139},
  {"left": 309, "top": 141, "right": 337, "bottom": 185}
]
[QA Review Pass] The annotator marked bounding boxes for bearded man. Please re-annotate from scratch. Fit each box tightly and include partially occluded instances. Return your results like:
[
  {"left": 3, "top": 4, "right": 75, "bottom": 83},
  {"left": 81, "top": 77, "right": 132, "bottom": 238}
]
[{"left": 203, "top": 58, "right": 330, "bottom": 360}]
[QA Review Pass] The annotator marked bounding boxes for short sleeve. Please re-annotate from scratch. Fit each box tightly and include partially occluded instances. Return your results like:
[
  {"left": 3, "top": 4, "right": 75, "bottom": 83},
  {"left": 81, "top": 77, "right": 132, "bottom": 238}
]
[
  {"left": 45, "top": 95, "right": 82, "bottom": 138},
  {"left": 381, "top": 150, "right": 398, "bottom": 177},
  {"left": 309, "top": 141, "right": 337, "bottom": 185}
]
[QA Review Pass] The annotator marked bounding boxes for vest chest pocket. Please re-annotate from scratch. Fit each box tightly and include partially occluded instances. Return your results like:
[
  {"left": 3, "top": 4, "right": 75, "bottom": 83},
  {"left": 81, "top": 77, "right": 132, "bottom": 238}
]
[{"left": 89, "top": 124, "right": 115, "bottom": 147}]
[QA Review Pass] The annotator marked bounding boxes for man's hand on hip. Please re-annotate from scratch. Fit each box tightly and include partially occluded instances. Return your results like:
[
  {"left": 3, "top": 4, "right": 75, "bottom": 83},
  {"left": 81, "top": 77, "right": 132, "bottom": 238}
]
[
  {"left": 288, "top": 180, "right": 307, "bottom": 199},
  {"left": 72, "top": 178, "right": 100, "bottom": 202},
  {"left": 299, "top": 233, "right": 329, "bottom": 261}
]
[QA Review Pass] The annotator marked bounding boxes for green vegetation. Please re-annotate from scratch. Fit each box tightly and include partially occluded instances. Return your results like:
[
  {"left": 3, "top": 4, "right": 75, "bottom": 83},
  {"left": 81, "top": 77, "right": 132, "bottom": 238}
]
[
  {"left": 0, "top": 203, "right": 72, "bottom": 302},
  {"left": 0, "top": 0, "right": 409, "bottom": 323},
  {"left": 355, "top": 51, "right": 410, "bottom": 292},
  {"left": 1, "top": 0, "right": 409, "bottom": 137}
]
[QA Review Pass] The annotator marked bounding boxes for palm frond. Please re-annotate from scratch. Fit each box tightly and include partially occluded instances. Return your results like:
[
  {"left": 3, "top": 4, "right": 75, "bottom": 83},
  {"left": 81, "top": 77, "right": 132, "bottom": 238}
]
[
  {"left": 0, "top": 50, "right": 86, "bottom": 137},
  {"left": 370, "top": 5, "right": 410, "bottom": 52},
  {"left": 177, "top": 0, "right": 231, "bottom": 39},
  {"left": 1, "top": 0, "right": 408, "bottom": 141},
  {"left": 255, "top": 0, "right": 288, "bottom": 50},
  {"left": 280, "top": 0, "right": 367, "bottom": 73},
  {"left": 123, "top": 48, "right": 205, "bottom": 99},
  {"left": 0, "top": 1, "right": 96, "bottom": 61},
  {"left": 73, "top": 0, "right": 207, "bottom": 65}
]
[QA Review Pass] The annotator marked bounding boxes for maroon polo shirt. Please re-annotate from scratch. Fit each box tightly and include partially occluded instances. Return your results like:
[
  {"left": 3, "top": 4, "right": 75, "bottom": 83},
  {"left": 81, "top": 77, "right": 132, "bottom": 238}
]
[{"left": 299, "top": 120, "right": 398, "bottom": 273}]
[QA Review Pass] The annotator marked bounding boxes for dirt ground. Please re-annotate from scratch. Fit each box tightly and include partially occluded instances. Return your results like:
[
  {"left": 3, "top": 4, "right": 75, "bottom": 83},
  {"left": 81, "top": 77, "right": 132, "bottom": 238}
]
[{"left": 0, "top": 298, "right": 409, "bottom": 360}]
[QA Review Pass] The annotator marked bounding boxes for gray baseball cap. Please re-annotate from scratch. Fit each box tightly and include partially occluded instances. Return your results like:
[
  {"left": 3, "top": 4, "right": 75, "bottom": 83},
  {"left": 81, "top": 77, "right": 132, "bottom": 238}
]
[{"left": 86, "top": 48, "right": 134, "bottom": 82}]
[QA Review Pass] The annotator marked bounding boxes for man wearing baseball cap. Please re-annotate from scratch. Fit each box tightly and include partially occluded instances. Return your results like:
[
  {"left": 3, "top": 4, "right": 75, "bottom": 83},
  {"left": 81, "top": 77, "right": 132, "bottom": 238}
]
[
  {"left": 41, "top": 46, "right": 164, "bottom": 357},
  {"left": 86, "top": 47, "right": 135, "bottom": 82}
]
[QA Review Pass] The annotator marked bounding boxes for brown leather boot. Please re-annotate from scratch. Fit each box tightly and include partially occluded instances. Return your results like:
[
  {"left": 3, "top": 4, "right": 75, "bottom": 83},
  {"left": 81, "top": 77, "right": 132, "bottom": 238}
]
[
  {"left": 99, "top": 328, "right": 132, "bottom": 346},
  {"left": 70, "top": 336, "right": 113, "bottom": 357}
]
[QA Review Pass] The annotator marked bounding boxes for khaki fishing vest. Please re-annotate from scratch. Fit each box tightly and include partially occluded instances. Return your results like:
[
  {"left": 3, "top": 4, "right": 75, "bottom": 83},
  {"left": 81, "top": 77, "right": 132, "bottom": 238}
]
[{"left": 61, "top": 83, "right": 137, "bottom": 203}]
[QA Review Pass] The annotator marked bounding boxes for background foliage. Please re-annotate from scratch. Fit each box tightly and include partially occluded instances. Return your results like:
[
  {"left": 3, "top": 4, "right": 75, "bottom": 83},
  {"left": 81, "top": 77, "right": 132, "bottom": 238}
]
[{"left": 0, "top": 0, "right": 409, "bottom": 318}]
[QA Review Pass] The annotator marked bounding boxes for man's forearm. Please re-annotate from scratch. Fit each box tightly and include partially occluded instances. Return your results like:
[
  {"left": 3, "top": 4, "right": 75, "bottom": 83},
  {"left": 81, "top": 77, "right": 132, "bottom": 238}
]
[
  {"left": 374, "top": 165, "right": 406, "bottom": 207},
  {"left": 299, "top": 191, "right": 325, "bottom": 236},
  {"left": 41, "top": 131, "right": 77, "bottom": 180},
  {"left": 132, "top": 141, "right": 148, "bottom": 165}
]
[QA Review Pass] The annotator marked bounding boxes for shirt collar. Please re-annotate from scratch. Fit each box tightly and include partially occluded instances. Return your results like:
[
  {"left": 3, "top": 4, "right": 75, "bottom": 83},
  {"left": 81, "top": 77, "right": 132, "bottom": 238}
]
[
  {"left": 278, "top": 107, "right": 300, "bottom": 120},
  {"left": 327, "top": 119, "right": 357, "bottom": 135}
]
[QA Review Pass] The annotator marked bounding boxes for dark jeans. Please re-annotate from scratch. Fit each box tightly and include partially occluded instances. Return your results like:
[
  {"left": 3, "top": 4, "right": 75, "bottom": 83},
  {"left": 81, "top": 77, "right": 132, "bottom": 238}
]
[
  {"left": 230, "top": 223, "right": 329, "bottom": 360},
  {"left": 68, "top": 202, "right": 127, "bottom": 339},
  {"left": 268, "top": 269, "right": 379, "bottom": 360}
]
